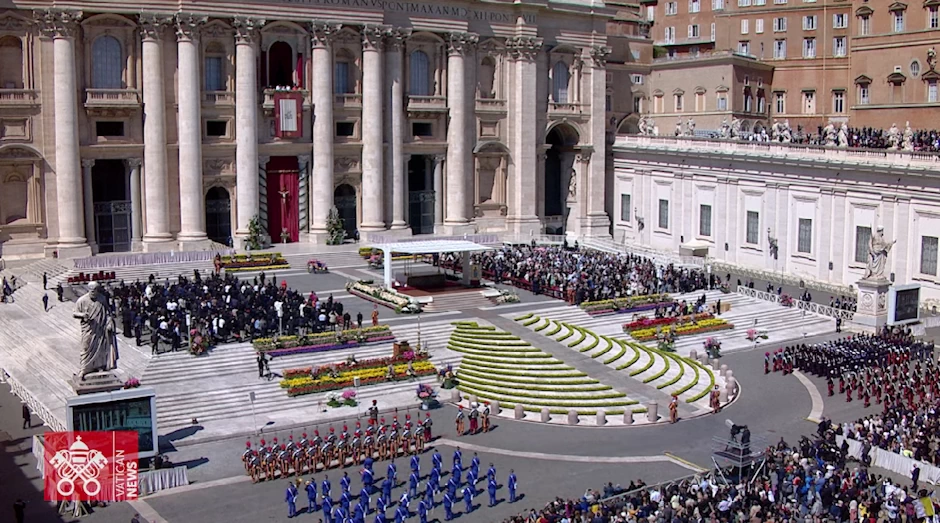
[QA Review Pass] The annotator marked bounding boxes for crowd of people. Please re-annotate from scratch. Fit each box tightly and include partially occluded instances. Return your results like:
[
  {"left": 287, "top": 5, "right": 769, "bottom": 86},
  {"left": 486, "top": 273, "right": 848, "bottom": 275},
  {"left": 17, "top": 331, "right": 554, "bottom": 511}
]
[
  {"left": 473, "top": 245, "right": 711, "bottom": 304},
  {"left": 109, "top": 270, "right": 369, "bottom": 353},
  {"left": 499, "top": 426, "right": 939, "bottom": 523},
  {"left": 729, "top": 125, "right": 940, "bottom": 152}
]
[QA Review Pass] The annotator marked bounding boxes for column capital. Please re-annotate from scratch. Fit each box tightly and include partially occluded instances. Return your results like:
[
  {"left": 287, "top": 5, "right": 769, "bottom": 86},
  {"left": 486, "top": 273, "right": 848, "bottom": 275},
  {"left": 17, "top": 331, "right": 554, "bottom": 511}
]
[
  {"left": 81, "top": 158, "right": 95, "bottom": 169},
  {"left": 432, "top": 154, "right": 446, "bottom": 165},
  {"left": 233, "top": 15, "right": 265, "bottom": 45},
  {"left": 310, "top": 20, "right": 340, "bottom": 48},
  {"left": 34, "top": 9, "right": 83, "bottom": 39},
  {"left": 362, "top": 24, "right": 388, "bottom": 52},
  {"left": 447, "top": 32, "right": 479, "bottom": 56},
  {"left": 125, "top": 158, "right": 142, "bottom": 169},
  {"left": 140, "top": 13, "right": 173, "bottom": 41},
  {"left": 589, "top": 44, "right": 612, "bottom": 68},
  {"left": 259, "top": 155, "right": 270, "bottom": 169},
  {"left": 175, "top": 13, "right": 207, "bottom": 42},
  {"left": 505, "top": 36, "right": 542, "bottom": 62},
  {"left": 576, "top": 149, "right": 593, "bottom": 163},
  {"left": 384, "top": 27, "right": 411, "bottom": 51},
  {"left": 298, "top": 155, "right": 310, "bottom": 171}
]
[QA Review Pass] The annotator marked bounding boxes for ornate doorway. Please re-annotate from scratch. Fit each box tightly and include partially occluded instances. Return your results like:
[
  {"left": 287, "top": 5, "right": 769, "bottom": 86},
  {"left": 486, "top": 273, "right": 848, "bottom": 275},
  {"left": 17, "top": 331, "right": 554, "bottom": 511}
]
[
  {"left": 205, "top": 187, "right": 232, "bottom": 246},
  {"left": 265, "top": 156, "right": 300, "bottom": 243},
  {"left": 334, "top": 183, "right": 357, "bottom": 240},
  {"left": 91, "top": 159, "right": 131, "bottom": 253},
  {"left": 407, "top": 155, "right": 435, "bottom": 235}
]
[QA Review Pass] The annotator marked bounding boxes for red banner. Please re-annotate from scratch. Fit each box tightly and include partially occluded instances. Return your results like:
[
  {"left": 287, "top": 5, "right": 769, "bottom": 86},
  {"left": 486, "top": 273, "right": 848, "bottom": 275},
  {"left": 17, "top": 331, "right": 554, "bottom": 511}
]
[
  {"left": 274, "top": 92, "right": 303, "bottom": 139},
  {"left": 43, "top": 431, "right": 140, "bottom": 502}
]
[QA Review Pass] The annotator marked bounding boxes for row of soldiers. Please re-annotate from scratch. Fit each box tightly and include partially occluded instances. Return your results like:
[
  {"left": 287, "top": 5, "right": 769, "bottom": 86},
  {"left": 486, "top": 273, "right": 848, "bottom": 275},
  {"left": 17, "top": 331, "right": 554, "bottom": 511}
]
[
  {"left": 765, "top": 334, "right": 934, "bottom": 378},
  {"left": 833, "top": 357, "right": 940, "bottom": 412},
  {"left": 242, "top": 415, "right": 433, "bottom": 483},
  {"left": 454, "top": 403, "right": 491, "bottom": 436},
  {"left": 283, "top": 447, "right": 520, "bottom": 522}
]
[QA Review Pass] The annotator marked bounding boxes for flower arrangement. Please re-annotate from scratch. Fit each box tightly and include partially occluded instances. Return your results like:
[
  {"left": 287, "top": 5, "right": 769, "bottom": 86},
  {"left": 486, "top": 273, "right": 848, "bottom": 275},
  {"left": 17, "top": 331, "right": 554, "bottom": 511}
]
[
  {"left": 496, "top": 290, "right": 521, "bottom": 304},
  {"left": 220, "top": 252, "right": 289, "bottom": 272},
  {"left": 123, "top": 377, "right": 141, "bottom": 389},
  {"left": 719, "top": 283, "right": 731, "bottom": 294},
  {"left": 280, "top": 357, "right": 437, "bottom": 397},
  {"left": 326, "top": 391, "right": 342, "bottom": 408},
  {"left": 780, "top": 294, "right": 795, "bottom": 307},
  {"left": 703, "top": 337, "right": 722, "bottom": 358},
  {"left": 341, "top": 389, "right": 358, "bottom": 406},
  {"left": 580, "top": 294, "right": 674, "bottom": 316},
  {"left": 657, "top": 338, "right": 675, "bottom": 352},
  {"left": 746, "top": 328, "right": 769, "bottom": 342},
  {"left": 252, "top": 325, "right": 394, "bottom": 356},
  {"left": 417, "top": 383, "right": 438, "bottom": 409},
  {"left": 631, "top": 318, "right": 735, "bottom": 342},
  {"left": 622, "top": 313, "right": 713, "bottom": 333},
  {"left": 346, "top": 281, "right": 421, "bottom": 313}
]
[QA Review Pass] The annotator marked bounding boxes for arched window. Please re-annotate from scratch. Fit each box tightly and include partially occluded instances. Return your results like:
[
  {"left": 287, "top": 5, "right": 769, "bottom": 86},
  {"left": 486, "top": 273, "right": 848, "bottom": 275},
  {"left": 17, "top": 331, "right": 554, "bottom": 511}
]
[
  {"left": 0, "top": 36, "right": 24, "bottom": 89},
  {"left": 409, "top": 50, "right": 430, "bottom": 96},
  {"left": 478, "top": 56, "right": 496, "bottom": 99},
  {"left": 552, "top": 61, "right": 569, "bottom": 103},
  {"left": 204, "top": 41, "right": 226, "bottom": 91},
  {"left": 92, "top": 35, "right": 123, "bottom": 89},
  {"left": 268, "top": 41, "right": 294, "bottom": 87},
  {"left": 334, "top": 50, "right": 354, "bottom": 95}
]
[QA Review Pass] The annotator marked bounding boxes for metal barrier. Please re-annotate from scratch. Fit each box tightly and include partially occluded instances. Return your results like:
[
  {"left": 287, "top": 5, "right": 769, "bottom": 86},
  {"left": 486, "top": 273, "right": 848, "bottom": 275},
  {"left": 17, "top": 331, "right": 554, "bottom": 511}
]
[
  {"left": 0, "top": 368, "right": 66, "bottom": 431},
  {"left": 713, "top": 261, "right": 854, "bottom": 296}
]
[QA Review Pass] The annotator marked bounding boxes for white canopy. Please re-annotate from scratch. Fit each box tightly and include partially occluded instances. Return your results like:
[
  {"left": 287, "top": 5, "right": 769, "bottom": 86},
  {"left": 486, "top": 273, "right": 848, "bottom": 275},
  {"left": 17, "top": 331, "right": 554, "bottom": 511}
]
[{"left": 370, "top": 240, "right": 494, "bottom": 255}]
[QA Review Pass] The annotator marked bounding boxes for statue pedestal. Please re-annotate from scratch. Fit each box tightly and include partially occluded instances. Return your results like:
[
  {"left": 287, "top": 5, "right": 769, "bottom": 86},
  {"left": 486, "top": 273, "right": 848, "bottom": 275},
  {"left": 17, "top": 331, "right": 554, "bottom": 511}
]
[
  {"left": 71, "top": 371, "right": 124, "bottom": 395},
  {"left": 850, "top": 278, "right": 891, "bottom": 333},
  {"left": 565, "top": 200, "right": 579, "bottom": 241}
]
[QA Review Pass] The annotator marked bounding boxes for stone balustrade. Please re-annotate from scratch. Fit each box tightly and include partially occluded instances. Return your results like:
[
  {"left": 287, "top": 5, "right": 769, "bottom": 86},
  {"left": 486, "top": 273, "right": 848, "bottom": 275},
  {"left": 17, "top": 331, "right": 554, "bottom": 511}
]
[
  {"left": 202, "top": 90, "right": 235, "bottom": 105},
  {"left": 84, "top": 88, "right": 141, "bottom": 108},
  {"left": 406, "top": 95, "right": 447, "bottom": 113},
  {"left": 0, "top": 88, "right": 40, "bottom": 107},
  {"left": 333, "top": 93, "right": 362, "bottom": 109}
]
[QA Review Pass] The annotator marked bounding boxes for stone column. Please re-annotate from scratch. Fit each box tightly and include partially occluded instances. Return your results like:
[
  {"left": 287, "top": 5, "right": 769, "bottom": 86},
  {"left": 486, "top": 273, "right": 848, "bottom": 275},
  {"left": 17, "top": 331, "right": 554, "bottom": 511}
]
[
  {"left": 433, "top": 155, "right": 445, "bottom": 228},
  {"left": 385, "top": 28, "right": 409, "bottom": 230},
  {"left": 127, "top": 159, "right": 143, "bottom": 244},
  {"left": 176, "top": 14, "right": 209, "bottom": 244},
  {"left": 359, "top": 25, "right": 386, "bottom": 233},
  {"left": 81, "top": 159, "right": 96, "bottom": 248},
  {"left": 43, "top": 10, "right": 86, "bottom": 250},
  {"left": 141, "top": 14, "right": 174, "bottom": 245},
  {"left": 297, "top": 154, "right": 310, "bottom": 232},
  {"left": 233, "top": 16, "right": 264, "bottom": 238},
  {"left": 310, "top": 21, "right": 338, "bottom": 235},
  {"left": 582, "top": 45, "right": 612, "bottom": 237},
  {"left": 506, "top": 36, "right": 542, "bottom": 234},
  {"left": 444, "top": 32, "right": 478, "bottom": 229}
]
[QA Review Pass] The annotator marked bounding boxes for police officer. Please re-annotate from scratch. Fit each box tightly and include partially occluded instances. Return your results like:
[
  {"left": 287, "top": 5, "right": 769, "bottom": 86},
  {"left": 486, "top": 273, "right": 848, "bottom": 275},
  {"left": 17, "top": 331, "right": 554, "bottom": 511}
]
[
  {"left": 305, "top": 479, "right": 318, "bottom": 512},
  {"left": 409, "top": 469, "right": 420, "bottom": 498},
  {"left": 417, "top": 497, "right": 430, "bottom": 523},
  {"left": 462, "top": 484, "right": 474, "bottom": 513},
  {"left": 285, "top": 482, "right": 298, "bottom": 518},
  {"left": 487, "top": 476, "right": 498, "bottom": 507},
  {"left": 508, "top": 470, "right": 518, "bottom": 503},
  {"left": 442, "top": 491, "right": 454, "bottom": 521}
]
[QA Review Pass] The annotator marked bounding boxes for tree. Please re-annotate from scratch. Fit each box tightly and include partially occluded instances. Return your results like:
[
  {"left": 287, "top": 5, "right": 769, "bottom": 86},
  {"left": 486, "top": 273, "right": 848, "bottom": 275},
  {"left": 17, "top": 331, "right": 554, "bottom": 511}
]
[
  {"left": 246, "top": 215, "right": 265, "bottom": 250},
  {"left": 326, "top": 207, "right": 347, "bottom": 245}
]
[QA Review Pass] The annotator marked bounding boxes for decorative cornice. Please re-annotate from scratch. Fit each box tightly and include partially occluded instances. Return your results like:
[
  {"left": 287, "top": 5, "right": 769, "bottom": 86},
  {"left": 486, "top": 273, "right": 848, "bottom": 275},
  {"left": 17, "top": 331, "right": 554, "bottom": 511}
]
[
  {"left": 505, "top": 36, "right": 542, "bottom": 61},
  {"left": 233, "top": 15, "right": 265, "bottom": 45},
  {"left": 447, "top": 31, "right": 479, "bottom": 56},
  {"left": 139, "top": 13, "right": 173, "bottom": 41},
  {"left": 175, "top": 13, "right": 207, "bottom": 42},
  {"left": 34, "top": 9, "right": 83, "bottom": 39},
  {"left": 590, "top": 45, "right": 612, "bottom": 68},
  {"left": 310, "top": 20, "right": 340, "bottom": 48},
  {"left": 0, "top": 13, "right": 31, "bottom": 32},
  {"left": 361, "top": 24, "right": 388, "bottom": 52},
  {"left": 384, "top": 27, "right": 411, "bottom": 51}
]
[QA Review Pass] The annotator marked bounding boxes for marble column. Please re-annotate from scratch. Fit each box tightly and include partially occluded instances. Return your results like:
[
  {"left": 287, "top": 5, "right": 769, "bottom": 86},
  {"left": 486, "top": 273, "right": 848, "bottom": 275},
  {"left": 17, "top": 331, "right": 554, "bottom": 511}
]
[
  {"left": 506, "top": 36, "right": 542, "bottom": 233},
  {"left": 310, "top": 21, "right": 338, "bottom": 235},
  {"left": 176, "top": 14, "right": 208, "bottom": 243},
  {"left": 81, "top": 159, "right": 96, "bottom": 247},
  {"left": 433, "top": 155, "right": 445, "bottom": 227},
  {"left": 141, "top": 14, "right": 174, "bottom": 244},
  {"left": 359, "top": 25, "right": 385, "bottom": 232},
  {"left": 385, "top": 28, "right": 409, "bottom": 230},
  {"left": 44, "top": 10, "right": 86, "bottom": 248},
  {"left": 444, "top": 32, "right": 478, "bottom": 228},
  {"left": 233, "top": 16, "right": 264, "bottom": 238},
  {"left": 127, "top": 159, "right": 143, "bottom": 244},
  {"left": 582, "top": 45, "right": 612, "bottom": 236}
]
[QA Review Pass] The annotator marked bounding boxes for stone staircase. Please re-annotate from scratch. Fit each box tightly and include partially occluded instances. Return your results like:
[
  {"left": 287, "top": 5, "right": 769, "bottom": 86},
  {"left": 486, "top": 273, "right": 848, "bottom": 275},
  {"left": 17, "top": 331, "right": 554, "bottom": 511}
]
[{"left": 421, "top": 291, "right": 495, "bottom": 313}]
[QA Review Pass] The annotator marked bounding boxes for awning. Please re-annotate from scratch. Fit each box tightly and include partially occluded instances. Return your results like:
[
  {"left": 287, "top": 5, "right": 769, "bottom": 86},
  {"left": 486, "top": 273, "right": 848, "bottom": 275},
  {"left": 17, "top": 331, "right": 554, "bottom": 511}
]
[{"left": 368, "top": 240, "right": 494, "bottom": 255}]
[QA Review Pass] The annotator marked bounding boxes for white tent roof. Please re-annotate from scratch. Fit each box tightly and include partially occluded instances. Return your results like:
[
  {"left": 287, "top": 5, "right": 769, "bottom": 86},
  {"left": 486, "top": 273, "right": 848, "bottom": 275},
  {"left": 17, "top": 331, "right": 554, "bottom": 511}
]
[{"left": 368, "top": 240, "right": 494, "bottom": 254}]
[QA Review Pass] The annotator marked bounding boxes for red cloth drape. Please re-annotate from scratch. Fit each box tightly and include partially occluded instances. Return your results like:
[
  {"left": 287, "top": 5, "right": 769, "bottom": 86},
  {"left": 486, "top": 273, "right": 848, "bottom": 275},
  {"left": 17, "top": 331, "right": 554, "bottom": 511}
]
[
  {"left": 295, "top": 54, "right": 304, "bottom": 89},
  {"left": 265, "top": 157, "right": 300, "bottom": 242}
]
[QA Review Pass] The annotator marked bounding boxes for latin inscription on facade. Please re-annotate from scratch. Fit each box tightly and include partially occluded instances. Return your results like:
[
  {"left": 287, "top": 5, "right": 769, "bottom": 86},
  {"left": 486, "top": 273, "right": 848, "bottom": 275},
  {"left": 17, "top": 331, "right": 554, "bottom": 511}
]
[{"left": 267, "top": 0, "right": 537, "bottom": 24}]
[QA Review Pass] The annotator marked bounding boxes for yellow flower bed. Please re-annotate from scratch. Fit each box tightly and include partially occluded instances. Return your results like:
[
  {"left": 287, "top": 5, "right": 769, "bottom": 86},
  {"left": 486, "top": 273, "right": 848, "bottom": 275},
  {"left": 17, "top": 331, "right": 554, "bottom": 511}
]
[
  {"left": 280, "top": 360, "right": 436, "bottom": 389},
  {"left": 631, "top": 318, "right": 733, "bottom": 340}
]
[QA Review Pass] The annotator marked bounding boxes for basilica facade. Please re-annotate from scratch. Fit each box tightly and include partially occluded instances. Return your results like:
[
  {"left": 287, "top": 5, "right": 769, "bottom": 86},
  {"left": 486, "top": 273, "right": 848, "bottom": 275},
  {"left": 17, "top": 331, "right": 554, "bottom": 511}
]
[{"left": 0, "top": 0, "right": 611, "bottom": 257}]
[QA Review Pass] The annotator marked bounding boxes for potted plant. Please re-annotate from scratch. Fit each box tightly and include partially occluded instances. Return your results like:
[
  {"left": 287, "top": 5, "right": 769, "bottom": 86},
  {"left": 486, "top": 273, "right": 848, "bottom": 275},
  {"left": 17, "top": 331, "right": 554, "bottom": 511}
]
[
  {"left": 326, "top": 392, "right": 342, "bottom": 408},
  {"left": 703, "top": 337, "right": 722, "bottom": 359},
  {"left": 417, "top": 384, "right": 438, "bottom": 410},
  {"left": 342, "top": 389, "right": 358, "bottom": 407},
  {"left": 123, "top": 377, "right": 141, "bottom": 389}
]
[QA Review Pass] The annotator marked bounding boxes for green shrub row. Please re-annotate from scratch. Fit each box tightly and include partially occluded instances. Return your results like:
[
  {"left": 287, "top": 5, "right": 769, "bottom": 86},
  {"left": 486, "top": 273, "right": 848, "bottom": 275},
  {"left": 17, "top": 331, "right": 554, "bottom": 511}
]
[
  {"left": 457, "top": 367, "right": 588, "bottom": 380},
  {"left": 567, "top": 326, "right": 587, "bottom": 347},
  {"left": 615, "top": 340, "right": 642, "bottom": 370},
  {"left": 579, "top": 333, "right": 600, "bottom": 353},
  {"left": 534, "top": 318, "right": 551, "bottom": 332},
  {"left": 458, "top": 388, "right": 637, "bottom": 408},
  {"left": 672, "top": 359, "right": 700, "bottom": 397},
  {"left": 545, "top": 321, "right": 562, "bottom": 336},
  {"left": 686, "top": 360, "right": 716, "bottom": 403},
  {"left": 521, "top": 316, "right": 540, "bottom": 327},
  {"left": 457, "top": 373, "right": 613, "bottom": 392},
  {"left": 591, "top": 338, "right": 614, "bottom": 359},
  {"left": 656, "top": 353, "right": 688, "bottom": 390},
  {"left": 447, "top": 340, "right": 539, "bottom": 352},
  {"left": 455, "top": 352, "right": 559, "bottom": 364},
  {"left": 459, "top": 358, "right": 570, "bottom": 371},
  {"left": 642, "top": 360, "right": 670, "bottom": 384},
  {"left": 458, "top": 381, "right": 625, "bottom": 400},
  {"left": 602, "top": 339, "right": 627, "bottom": 365},
  {"left": 629, "top": 350, "right": 656, "bottom": 377},
  {"left": 514, "top": 313, "right": 534, "bottom": 321}
]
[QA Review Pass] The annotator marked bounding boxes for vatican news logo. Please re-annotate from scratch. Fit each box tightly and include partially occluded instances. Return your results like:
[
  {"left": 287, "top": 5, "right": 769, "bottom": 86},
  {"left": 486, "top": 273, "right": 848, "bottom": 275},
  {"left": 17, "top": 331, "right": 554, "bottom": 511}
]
[{"left": 43, "top": 431, "right": 139, "bottom": 502}]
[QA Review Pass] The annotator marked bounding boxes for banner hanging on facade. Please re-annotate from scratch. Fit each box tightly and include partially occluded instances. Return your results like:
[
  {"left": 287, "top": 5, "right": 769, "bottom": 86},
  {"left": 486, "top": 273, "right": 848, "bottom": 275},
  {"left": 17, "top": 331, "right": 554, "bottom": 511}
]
[{"left": 274, "top": 92, "right": 303, "bottom": 138}]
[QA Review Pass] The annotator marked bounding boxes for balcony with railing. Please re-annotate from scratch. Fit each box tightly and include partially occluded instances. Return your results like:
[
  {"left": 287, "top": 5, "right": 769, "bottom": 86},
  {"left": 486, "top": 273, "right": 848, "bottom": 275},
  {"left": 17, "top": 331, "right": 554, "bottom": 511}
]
[
  {"left": 203, "top": 91, "right": 235, "bottom": 107},
  {"left": 0, "top": 89, "right": 40, "bottom": 109},
  {"left": 84, "top": 89, "right": 141, "bottom": 110},
  {"left": 333, "top": 93, "right": 362, "bottom": 110},
  {"left": 261, "top": 89, "right": 311, "bottom": 112},
  {"left": 475, "top": 98, "right": 507, "bottom": 114},
  {"left": 548, "top": 102, "right": 584, "bottom": 116},
  {"left": 406, "top": 95, "right": 448, "bottom": 113}
]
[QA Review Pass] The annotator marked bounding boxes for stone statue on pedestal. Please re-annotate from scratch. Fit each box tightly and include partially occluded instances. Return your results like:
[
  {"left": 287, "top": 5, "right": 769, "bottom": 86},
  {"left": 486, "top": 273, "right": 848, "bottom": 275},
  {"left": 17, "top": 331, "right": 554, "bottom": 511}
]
[
  {"left": 638, "top": 116, "right": 648, "bottom": 136},
  {"left": 863, "top": 227, "right": 897, "bottom": 281},
  {"left": 675, "top": 119, "right": 682, "bottom": 137},
  {"left": 720, "top": 117, "right": 730, "bottom": 139},
  {"left": 837, "top": 124, "right": 848, "bottom": 148},
  {"left": 730, "top": 117, "right": 741, "bottom": 139},
  {"left": 903, "top": 121, "right": 914, "bottom": 151},
  {"left": 887, "top": 123, "right": 901, "bottom": 149},
  {"left": 567, "top": 170, "right": 577, "bottom": 200},
  {"left": 685, "top": 116, "right": 695, "bottom": 137},
  {"left": 781, "top": 119, "right": 792, "bottom": 143},
  {"left": 74, "top": 282, "right": 119, "bottom": 380},
  {"left": 823, "top": 123, "right": 836, "bottom": 146}
]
